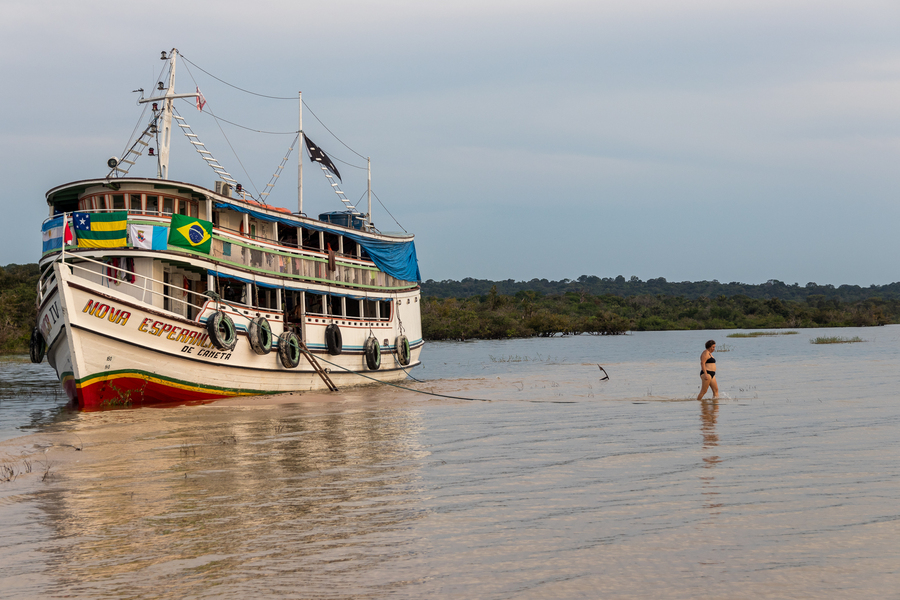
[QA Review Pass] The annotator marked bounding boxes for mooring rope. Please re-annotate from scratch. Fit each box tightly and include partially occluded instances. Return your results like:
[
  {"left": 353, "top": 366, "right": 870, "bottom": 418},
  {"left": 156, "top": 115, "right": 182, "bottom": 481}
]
[{"left": 312, "top": 354, "right": 492, "bottom": 402}]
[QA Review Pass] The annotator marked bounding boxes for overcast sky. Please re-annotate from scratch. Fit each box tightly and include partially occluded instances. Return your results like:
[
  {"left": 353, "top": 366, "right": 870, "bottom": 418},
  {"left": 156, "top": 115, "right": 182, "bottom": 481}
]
[{"left": 2, "top": 0, "right": 899, "bottom": 286}]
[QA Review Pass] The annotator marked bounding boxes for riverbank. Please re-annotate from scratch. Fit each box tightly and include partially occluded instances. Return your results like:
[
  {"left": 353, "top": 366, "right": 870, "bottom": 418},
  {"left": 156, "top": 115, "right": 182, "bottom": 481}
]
[
  {"left": 3, "top": 263, "right": 898, "bottom": 352},
  {"left": 422, "top": 287, "right": 898, "bottom": 340}
]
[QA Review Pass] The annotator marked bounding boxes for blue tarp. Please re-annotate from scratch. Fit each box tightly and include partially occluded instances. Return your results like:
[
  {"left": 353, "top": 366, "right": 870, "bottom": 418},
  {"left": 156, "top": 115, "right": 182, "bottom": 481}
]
[{"left": 215, "top": 203, "right": 421, "bottom": 282}]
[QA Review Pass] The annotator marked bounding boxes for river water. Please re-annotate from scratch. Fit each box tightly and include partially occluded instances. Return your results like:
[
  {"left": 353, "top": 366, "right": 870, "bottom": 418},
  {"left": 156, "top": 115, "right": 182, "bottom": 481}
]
[{"left": 1, "top": 327, "right": 898, "bottom": 599}]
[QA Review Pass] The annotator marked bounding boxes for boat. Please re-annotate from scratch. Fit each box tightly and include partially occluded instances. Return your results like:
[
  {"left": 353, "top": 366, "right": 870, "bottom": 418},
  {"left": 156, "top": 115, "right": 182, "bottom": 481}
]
[{"left": 32, "top": 48, "right": 423, "bottom": 410}]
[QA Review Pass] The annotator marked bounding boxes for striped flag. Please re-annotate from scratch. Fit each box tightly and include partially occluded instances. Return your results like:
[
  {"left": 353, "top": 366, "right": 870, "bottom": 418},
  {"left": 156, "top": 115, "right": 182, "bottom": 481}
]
[{"left": 73, "top": 212, "right": 128, "bottom": 248}]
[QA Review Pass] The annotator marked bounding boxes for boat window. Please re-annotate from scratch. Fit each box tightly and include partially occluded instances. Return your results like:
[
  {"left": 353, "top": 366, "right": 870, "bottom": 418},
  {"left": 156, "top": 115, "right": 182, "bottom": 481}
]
[
  {"left": 112, "top": 195, "right": 125, "bottom": 210},
  {"left": 278, "top": 226, "right": 298, "bottom": 248},
  {"left": 345, "top": 298, "right": 360, "bottom": 318},
  {"left": 129, "top": 194, "right": 142, "bottom": 213},
  {"left": 360, "top": 247, "right": 370, "bottom": 261},
  {"left": 163, "top": 197, "right": 174, "bottom": 214},
  {"left": 378, "top": 300, "right": 391, "bottom": 321},
  {"left": 322, "top": 231, "right": 340, "bottom": 255},
  {"left": 327, "top": 295, "right": 344, "bottom": 317},
  {"left": 147, "top": 195, "right": 160, "bottom": 214},
  {"left": 219, "top": 280, "right": 246, "bottom": 305},
  {"left": 285, "top": 291, "right": 303, "bottom": 322},
  {"left": 300, "top": 228, "right": 320, "bottom": 251},
  {"left": 344, "top": 238, "right": 359, "bottom": 257},
  {"left": 305, "top": 292, "right": 324, "bottom": 315},
  {"left": 222, "top": 241, "right": 231, "bottom": 257},
  {"left": 363, "top": 299, "right": 377, "bottom": 318}
]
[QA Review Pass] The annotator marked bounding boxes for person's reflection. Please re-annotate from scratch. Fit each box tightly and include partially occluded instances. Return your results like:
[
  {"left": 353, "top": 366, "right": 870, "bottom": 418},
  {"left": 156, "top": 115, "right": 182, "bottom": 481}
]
[{"left": 700, "top": 399, "right": 722, "bottom": 511}]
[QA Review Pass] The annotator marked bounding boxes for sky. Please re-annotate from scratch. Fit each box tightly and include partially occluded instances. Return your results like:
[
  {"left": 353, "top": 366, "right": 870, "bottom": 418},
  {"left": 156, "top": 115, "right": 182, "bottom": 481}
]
[{"left": 2, "top": 0, "right": 900, "bottom": 286}]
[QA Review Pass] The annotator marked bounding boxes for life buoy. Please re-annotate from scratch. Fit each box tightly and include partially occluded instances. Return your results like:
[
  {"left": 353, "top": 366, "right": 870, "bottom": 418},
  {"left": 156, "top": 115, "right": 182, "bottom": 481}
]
[
  {"left": 278, "top": 331, "right": 301, "bottom": 368},
  {"left": 325, "top": 323, "right": 342, "bottom": 355},
  {"left": 207, "top": 311, "right": 237, "bottom": 350},
  {"left": 29, "top": 327, "right": 46, "bottom": 364},
  {"left": 364, "top": 336, "right": 381, "bottom": 370},
  {"left": 396, "top": 335, "right": 411, "bottom": 366},
  {"left": 248, "top": 317, "right": 272, "bottom": 355}
]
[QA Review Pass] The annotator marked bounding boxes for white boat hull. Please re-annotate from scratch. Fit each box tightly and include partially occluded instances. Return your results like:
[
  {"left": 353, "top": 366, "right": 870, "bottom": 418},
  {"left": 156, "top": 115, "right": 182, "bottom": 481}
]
[{"left": 38, "top": 263, "right": 422, "bottom": 409}]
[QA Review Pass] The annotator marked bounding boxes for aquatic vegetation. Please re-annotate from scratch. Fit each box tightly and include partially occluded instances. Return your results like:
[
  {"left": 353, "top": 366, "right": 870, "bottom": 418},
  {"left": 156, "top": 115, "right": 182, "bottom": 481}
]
[
  {"left": 810, "top": 336, "right": 866, "bottom": 344},
  {"left": 727, "top": 331, "right": 798, "bottom": 338}
]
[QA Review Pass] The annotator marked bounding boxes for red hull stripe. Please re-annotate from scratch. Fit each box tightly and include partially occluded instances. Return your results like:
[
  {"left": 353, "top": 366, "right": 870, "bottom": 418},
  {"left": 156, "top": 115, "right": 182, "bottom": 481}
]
[{"left": 74, "top": 369, "right": 268, "bottom": 410}]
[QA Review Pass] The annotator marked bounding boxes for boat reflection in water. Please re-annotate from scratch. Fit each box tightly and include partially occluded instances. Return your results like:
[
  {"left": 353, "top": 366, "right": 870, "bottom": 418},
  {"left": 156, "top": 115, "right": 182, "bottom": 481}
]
[{"left": 32, "top": 397, "right": 426, "bottom": 597}]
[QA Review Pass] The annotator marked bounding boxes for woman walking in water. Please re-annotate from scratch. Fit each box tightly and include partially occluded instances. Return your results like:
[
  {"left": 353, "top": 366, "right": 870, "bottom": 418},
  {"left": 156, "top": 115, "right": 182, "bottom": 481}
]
[{"left": 698, "top": 339, "right": 719, "bottom": 400}]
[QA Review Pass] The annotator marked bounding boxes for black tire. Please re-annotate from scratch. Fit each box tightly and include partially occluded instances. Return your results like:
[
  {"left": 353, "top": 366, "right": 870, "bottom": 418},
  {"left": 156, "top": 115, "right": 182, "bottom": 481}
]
[
  {"left": 248, "top": 317, "right": 272, "bottom": 355},
  {"left": 364, "top": 337, "right": 381, "bottom": 370},
  {"left": 278, "top": 331, "right": 301, "bottom": 368},
  {"left": 325, "top": 324, "right": 342, "bottom": 355},
  {"left": 207, "top": 311, "right": 237, "bottom": 351},
  {"left": 29, "top": 327, "right": 46, "bottom": 364},
  {"left": 396, "top": 334, "right": 411, "bottom": 366}
]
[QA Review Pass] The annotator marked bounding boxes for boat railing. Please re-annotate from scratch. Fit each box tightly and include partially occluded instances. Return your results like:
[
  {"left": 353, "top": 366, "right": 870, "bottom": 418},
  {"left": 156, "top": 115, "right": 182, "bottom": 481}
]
[
  {"left": 51, "top": 252, "right": 244, "bottom": 321},
  {"left": 43, "top": 211, "right": 415, "bottom": 291}
]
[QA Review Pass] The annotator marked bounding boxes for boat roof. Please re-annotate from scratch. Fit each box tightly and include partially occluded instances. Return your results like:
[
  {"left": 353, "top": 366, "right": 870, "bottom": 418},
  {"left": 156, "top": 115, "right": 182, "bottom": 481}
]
[{"left": 45, "top": 177, "right": 414, "bottom": 242}]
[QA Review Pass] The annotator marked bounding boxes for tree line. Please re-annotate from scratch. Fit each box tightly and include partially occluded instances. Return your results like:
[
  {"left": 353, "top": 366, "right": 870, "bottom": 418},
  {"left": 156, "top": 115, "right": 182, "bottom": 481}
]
[
  {"left": 2, "top": 263, "right": 897, "bottom": 353},
  {"left": 422, "top": 286, "right": 899, "bottom": 340},
  {"left": 0, "top": 263, "right": 41, "bottom": 353},
  {"left": 421, "top": 275, "right": 900, "bottom": 302}
]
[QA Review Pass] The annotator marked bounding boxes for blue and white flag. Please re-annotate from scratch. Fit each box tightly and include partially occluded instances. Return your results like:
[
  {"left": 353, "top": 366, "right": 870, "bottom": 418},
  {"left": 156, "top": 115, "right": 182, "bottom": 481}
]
[
  {"left": 41, "top": 216, "right": 65, "bottom": 253},
  {"left": 129, "top": 224, "right": 168, "bottom": 250}
]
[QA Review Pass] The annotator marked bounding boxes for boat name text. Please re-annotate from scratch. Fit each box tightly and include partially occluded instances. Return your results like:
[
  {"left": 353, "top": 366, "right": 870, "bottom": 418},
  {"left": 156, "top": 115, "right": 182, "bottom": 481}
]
[
  {"left": 82, "top": 299, "right": 131, "bottom": 326},
  {"left": 137, "top": 317, "right": 233, "bottom": 361}
]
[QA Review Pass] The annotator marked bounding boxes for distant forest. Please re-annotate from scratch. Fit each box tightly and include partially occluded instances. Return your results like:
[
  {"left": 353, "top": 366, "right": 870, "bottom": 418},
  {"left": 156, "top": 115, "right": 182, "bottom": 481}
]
[
  {"left": 420, "top": 275, "right": 900, "bottom": 302},
  {"left": 3, "top": 264, "right": 899, "bottom": 354}
]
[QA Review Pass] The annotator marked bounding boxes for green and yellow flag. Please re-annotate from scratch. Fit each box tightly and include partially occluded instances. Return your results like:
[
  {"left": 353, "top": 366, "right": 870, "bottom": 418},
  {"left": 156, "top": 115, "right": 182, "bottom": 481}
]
[
  {"left": 73, "top": 211, "right": 127, "bottom": 248},
  {"left": 168, "top": 213, "right": 213, "bottom": 254}
]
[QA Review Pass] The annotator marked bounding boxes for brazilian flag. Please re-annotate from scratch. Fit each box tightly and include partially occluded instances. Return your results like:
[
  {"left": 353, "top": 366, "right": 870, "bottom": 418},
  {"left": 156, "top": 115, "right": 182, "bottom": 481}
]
[{"left": 168, "top": 214, "right": 213, "bottom": 254}]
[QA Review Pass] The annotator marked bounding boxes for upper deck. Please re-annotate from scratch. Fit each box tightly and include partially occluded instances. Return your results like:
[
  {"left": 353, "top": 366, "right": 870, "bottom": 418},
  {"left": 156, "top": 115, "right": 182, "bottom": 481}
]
[{"left": 43, "top": 177, "right": 420, "bottom": 293}]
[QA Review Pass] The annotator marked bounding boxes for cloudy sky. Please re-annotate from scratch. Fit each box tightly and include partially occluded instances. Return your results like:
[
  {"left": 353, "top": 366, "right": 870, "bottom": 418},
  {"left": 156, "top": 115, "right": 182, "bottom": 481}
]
[{"left": 2, "top": 0, "right": 899, "bottom": 286}]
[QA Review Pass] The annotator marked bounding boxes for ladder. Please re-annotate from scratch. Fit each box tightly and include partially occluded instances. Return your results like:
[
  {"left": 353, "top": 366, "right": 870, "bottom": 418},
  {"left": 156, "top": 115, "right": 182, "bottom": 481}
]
[
  {"left": 107, "top": 121, "right": 156, "bottom": 178},
  {"left": 299, "top": 341, "right": 339, "bottom": 392},
  {"left": 321, "top": 167, "right": 358, "bottom": 212},
  {"left": 172, "top": 111, "right": 237, "bottom": 187}
]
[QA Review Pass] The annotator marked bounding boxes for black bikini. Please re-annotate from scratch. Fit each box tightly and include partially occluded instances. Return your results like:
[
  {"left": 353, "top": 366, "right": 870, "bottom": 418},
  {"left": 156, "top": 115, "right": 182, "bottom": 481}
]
[{"left": 702, "top": 356, "right": 716, "bottom": 377}]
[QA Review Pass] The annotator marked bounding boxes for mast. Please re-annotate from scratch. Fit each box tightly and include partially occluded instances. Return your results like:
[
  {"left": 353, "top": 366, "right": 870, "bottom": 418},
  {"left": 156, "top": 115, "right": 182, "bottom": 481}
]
[
  {"left": 367, "top": 157, "right": 372, "bottom": 230},
  {"left": 138, "top": 49, "right": 199, "bottom": 180},
  {"left": 298, "top": 91, "right": 303, "bottom": 215}
]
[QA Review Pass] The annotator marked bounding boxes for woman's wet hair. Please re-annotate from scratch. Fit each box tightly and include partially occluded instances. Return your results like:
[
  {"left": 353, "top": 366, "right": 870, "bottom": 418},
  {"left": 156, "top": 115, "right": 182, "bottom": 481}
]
[{"left": 705, "top": 340, "right": 716, "bottom": 349}]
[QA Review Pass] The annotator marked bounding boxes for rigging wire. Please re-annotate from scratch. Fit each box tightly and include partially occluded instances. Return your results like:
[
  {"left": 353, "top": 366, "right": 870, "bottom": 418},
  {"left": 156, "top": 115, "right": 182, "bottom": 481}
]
[
  {"left": 301, "top": 100, "right": 367, "bottom": 161},
  {"left": 179, "top": 53, "right": 368, "bottom": 162},
  {"left": 173, "top": 102, "right": 262, "bottom": 199},
  {"left": 173, "top": 53, "right": 405, "bottom": 220},
  {"left": 372, "top": 190, "right": 407, "bottom": 233},
  {"left": 180, "top": 54, "right": 299, "bottom": 100}
]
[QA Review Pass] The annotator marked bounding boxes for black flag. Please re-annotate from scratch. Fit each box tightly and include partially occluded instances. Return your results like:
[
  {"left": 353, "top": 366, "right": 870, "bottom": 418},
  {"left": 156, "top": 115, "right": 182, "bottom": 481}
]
[{"left": 303, "top": 134, "right": 341, "bottom": 182}]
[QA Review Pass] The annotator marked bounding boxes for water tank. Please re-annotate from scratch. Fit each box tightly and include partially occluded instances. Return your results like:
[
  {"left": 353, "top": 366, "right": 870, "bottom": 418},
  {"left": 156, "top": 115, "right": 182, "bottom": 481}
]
[{"left": 318, "top": 211, "right": 365, "bottom": 230}]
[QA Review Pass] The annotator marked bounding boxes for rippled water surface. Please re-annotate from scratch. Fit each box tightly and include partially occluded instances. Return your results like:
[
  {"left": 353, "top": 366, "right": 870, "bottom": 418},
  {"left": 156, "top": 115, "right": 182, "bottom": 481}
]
[{"left": 1, "top": 327, "right": 899, "bottom": 598}]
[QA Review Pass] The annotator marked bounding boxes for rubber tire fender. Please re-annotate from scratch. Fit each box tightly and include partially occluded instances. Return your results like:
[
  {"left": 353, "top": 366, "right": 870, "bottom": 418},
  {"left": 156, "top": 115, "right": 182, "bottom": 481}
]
[
  {"left": 248, "top": 317, "right": 273, "bottom": 355},
  {"left": 278, "top": 331, "right": 301, "bottom": 368},
  {"left": 325, "top": 324, "right": 342, "bottom": 356},
  {"left": 395, "top": 334, "right": 411, "bottom": 366},
  {"left": 364, "top": 336, "right": 381, "bottom": 370},
  {"left": 30, "top": 327, "right": 46, "bottom": 364},
  {"left": 207, "top": 311, "right": 237, "bottom": 351}
]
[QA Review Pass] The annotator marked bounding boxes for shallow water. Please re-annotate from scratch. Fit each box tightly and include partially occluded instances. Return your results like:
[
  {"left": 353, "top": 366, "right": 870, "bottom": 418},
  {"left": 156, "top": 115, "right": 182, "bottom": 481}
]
[{"left": 1, "top": 327, "right": 898, "bottom": 598}]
